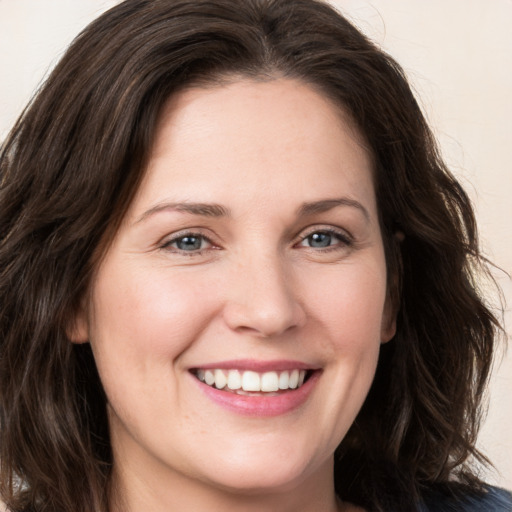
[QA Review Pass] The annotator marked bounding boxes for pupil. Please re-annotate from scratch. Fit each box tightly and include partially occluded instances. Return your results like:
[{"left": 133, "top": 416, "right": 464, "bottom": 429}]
[
  {"left": 177, "top": 236, "right": 201, "bottom": 251},
  {"left": 309, "top": 232, "right": 331, "bottom": 248}
]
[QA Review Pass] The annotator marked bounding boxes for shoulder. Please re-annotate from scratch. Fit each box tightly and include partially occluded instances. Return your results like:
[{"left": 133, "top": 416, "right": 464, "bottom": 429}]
[{"left": 420, "top": 485, "right": 512, "bottom": 511}]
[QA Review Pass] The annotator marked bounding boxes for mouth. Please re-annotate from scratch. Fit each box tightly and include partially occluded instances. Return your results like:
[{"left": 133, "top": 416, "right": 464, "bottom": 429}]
[
  {"left": 191, "top": 368, "right": 314, "bottom": 395},
  {"left": 190, "top": 362, "right": 321, "bottom": 416}
]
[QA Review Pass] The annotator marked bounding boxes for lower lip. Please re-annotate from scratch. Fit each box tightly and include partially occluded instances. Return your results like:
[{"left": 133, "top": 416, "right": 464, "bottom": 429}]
[{"left": 193, "top": 371, "right": 321, "bottom": 417}]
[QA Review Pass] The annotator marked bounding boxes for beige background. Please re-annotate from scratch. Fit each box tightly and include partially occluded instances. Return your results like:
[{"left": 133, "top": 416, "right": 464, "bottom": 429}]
[{"left": 1, "top": 0, "right": 510, "bottom": 489}]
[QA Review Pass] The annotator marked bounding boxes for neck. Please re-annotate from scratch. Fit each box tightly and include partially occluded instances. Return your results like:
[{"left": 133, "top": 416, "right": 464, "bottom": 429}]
[{"left": 109, "top": 453, "right": 344, "bottom": 512}]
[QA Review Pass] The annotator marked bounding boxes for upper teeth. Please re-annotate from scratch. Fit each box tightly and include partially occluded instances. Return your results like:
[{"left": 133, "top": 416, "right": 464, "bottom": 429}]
[{"left": 196, "top": 369, "right": 307, "bottom": 392}]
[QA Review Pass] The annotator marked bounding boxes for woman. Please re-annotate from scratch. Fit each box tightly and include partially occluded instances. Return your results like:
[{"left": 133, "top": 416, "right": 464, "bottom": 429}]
[{"left": 0, "top": 0, "right": 510, "bottom": 510}]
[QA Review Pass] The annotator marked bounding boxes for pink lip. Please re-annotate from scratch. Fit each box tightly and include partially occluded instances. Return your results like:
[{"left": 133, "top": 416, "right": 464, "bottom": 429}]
[
  {"left": 191, "top": 369, "right": 321, "bottom": 417},
  {"left": 191, "top": 359, "right": 318, "bottom": 372}
]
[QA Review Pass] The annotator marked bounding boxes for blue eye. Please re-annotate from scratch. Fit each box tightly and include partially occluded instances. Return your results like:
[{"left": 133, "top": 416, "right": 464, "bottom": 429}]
[
  {"left": 306, "top": 232, "right": 333, "bottom": 248},
  {"left": 175, "top": 235, "right": 203, "bottom": 251},
  {"left": 163, "top": 234, "right": 212, "bottom": 252},
  {"left": 299, "top": 229, "right": 350, "bottom": 249}
]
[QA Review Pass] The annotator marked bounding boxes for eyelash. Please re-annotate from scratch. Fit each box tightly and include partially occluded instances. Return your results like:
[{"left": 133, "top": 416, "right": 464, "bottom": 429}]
[
  {"left": 296, "top": 227, "right": 353, "bottom": 252},
  {"left": 159, "top": 231, "right": 216, "bottom": 256},
  {"left": 159, "top": 227, "right": 353, "bottom": 256}
]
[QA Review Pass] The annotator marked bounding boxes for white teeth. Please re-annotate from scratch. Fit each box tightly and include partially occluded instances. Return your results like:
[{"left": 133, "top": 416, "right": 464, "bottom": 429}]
[
  {"left": 260, "top": 371, "right": 279, "bottom": 392},
  {"left": 289, "top": 369, "right": 299, "bottom": 389},
  {"left": 214, "top": 369, "right": 227, "bottom": 389},
  {"left": 205, "top": 370, "right": 215, "bottom": 386},
  {"left": 242, "top": 371, "right": 261, "bottom": 392},
  {"left": 196, "top": 368, "right": 310, "bottom": 393},
  {"left": 227, "top": 370, "right": 242, "bottom": 390},
  {"left": 278, "top": 371, "right": 289, "bottom": 389}
]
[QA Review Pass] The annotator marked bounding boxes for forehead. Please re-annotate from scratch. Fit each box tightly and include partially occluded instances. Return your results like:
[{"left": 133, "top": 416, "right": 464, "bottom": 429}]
[{"left": 127, "top": 78, "right": 376, "bottom": 222}]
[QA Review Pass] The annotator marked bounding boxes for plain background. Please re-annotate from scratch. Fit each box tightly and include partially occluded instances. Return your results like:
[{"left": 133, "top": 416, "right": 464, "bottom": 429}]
[{"left": 0, "top": 0, "right": 510, "bottom": 490}]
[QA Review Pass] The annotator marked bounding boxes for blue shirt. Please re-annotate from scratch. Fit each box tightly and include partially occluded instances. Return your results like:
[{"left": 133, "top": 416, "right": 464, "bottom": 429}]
[{"left": 420, "top": 486, "right": 512, "bottom": 511}]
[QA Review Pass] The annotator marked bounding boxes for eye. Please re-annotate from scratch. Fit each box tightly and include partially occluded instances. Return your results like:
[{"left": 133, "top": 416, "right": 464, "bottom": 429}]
[
  {"left": 298, "top": 229, "right": 352, "bottom": 250},
  {"left": 161, "top": 233, "right": 213, "bottom": 253}
]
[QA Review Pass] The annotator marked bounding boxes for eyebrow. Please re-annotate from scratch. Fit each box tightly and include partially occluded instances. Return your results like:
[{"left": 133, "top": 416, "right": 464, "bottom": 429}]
[
  {"left": 297, "top": 198, "right": 370, "bottom": 221},
  {"left": 136, "top": 197, "right": 370, "bottom": 224},
  {"left": 136, "top": 201, "right": 231, "bottom": 223}
]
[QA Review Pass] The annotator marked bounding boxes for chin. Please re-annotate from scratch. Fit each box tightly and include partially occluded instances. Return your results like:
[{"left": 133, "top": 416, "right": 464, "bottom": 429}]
[
  {"left": 195, "top": 449, "right": 327, "bottom": 497},
  {"left": 207, "top": 470, "right": 306, "bottom": 496}
]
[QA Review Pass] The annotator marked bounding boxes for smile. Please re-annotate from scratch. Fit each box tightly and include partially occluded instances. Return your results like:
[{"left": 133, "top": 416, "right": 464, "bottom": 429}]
[
  {"left": 190, "top": 361, "right": 320, "bottom": 416},
  {"left": 193, "top": 368, "right": 309, "bottom": 394}
]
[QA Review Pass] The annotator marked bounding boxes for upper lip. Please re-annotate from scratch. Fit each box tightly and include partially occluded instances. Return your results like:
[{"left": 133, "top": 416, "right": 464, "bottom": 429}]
[{"left": 190, "top": 359, "right": 320, "bottom": 372}]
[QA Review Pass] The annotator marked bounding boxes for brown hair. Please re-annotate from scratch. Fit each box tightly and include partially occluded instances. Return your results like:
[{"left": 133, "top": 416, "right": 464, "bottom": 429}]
[{"left": 0, "top": 1, "right": 501, "bottom": 510}]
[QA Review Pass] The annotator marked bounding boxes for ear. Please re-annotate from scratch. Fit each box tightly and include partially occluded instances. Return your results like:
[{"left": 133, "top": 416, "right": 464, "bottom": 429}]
[
  {"left": 66, "top": 305, "right": 89, "bottom": 344},
  {"left": 380, "top": 230, "right": 403, "bottom": 343},
  {"left": 380, "top": 293, "right": 397, "bottom": 344}
]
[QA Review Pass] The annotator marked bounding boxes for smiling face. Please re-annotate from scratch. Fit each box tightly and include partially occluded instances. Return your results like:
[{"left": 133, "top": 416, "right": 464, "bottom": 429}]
[{"left": 72, "top": 78, "right": 395, "bottom": 510}]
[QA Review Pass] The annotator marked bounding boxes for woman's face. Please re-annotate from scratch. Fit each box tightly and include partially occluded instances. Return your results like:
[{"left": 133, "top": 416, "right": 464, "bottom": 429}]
[{"left": 74, "top": 79, "right": 395, "bottom": 499}]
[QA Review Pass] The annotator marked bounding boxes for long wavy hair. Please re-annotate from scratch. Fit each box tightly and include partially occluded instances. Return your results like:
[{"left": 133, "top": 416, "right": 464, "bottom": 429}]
[{"left": 0, "top": 1, "right": 501, "bottom": 510}]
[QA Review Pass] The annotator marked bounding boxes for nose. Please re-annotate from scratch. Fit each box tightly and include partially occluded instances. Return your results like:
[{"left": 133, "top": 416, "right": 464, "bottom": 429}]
[{"left": 222, "top": 253, "right": 306, "bottom": 338}]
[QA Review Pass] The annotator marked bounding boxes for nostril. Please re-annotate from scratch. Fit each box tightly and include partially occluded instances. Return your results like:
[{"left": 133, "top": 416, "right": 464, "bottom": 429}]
[
  {"left": 222, "top": 270, "right": 306, "bottom": 337},
  {"left": 224, "top": 304, "right": 305, "bottom": 339}
]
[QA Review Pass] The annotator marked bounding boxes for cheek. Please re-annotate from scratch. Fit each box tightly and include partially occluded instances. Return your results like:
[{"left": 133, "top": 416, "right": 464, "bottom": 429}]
[
  {"left": 87, "top": 261, "right": 222, "bottom": 376},
  {"left": 292, "top": 261, "right": 387, "bottom": 453},
  {"left": 302, "top": 261, "right": 388, "bottom": 350}
]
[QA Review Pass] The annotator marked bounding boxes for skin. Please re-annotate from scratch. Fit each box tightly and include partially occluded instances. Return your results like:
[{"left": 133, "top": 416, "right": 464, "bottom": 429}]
[{"left": 72, "top": 78, "right": 394, "bottom": 512}]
